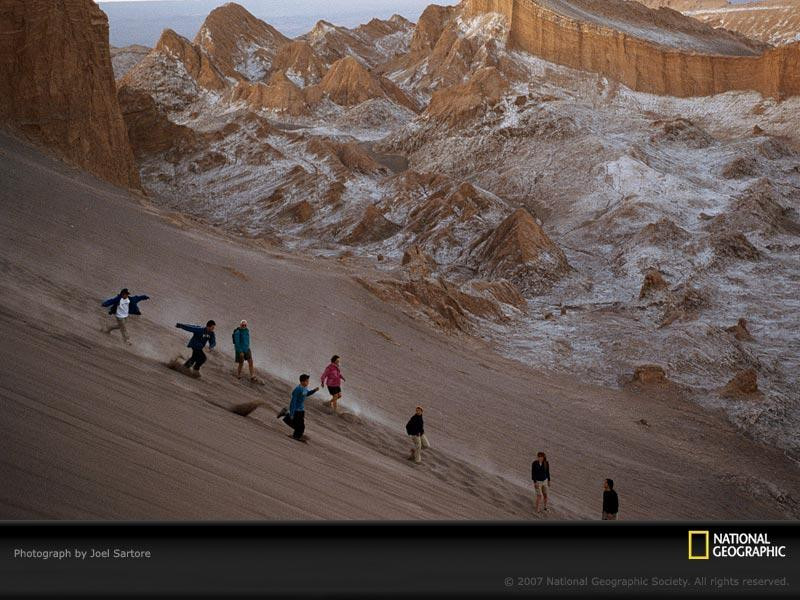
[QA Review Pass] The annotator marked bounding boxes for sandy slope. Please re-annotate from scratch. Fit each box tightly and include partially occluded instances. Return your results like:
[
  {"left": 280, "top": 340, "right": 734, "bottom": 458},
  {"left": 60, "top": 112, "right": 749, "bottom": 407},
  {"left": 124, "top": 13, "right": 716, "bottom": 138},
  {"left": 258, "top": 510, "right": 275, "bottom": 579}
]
[{"left": 1, "top": 130, "right": 798, "bottom": 520}]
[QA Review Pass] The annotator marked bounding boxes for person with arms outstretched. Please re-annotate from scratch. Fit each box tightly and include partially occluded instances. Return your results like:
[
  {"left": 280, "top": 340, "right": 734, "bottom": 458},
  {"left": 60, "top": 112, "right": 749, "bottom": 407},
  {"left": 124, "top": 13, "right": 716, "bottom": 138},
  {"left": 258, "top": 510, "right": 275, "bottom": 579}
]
[
  {"left": 320, "top": 355, "right": 346, "bottom": 413},
  {"left": 102, "top": 288, "right": 149, "bottom": 345},
  {"left": 233, "top": 320, "right": 256, "bottom": 382},
  {"left": 176, "top": 320, "right": 216, "bottom": 376}
]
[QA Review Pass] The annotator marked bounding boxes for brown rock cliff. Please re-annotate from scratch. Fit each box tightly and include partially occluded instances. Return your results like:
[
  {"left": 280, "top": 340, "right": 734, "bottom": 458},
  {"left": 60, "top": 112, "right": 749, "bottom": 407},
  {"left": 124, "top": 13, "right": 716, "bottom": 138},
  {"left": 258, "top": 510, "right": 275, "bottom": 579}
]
[
  {"left": 0, "top": 0, "right": 139, "bottom": 188},
  {"left": 462, "top": 0, "right": 800, "bottom": 98}
]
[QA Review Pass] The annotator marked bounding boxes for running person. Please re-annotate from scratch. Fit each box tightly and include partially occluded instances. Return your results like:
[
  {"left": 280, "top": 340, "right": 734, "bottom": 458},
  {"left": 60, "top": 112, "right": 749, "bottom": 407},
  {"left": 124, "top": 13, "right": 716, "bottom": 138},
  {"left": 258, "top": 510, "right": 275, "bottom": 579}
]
[
  {"left": 320, "top": 355, "right": 345, "bottom": 413},
  {"left": 101, "top": 288, "right": 149, "bottom": 345},
  {"left": 278, "top": 374, "right": 318, "bottom": 442},
  {"left": 532, "top": 452, "right": 551, "bottom": 514},
  {"left": 176, "top": 320, "right": 216, "bottom": 375}
]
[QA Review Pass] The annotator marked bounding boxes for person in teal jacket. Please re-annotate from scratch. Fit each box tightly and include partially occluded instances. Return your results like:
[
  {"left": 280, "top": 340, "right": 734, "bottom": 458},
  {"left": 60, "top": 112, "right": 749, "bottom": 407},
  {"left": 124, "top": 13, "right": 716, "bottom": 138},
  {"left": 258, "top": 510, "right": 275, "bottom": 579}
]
[{"left": 232, "top": 319, "right": 256, "bottom": 382}]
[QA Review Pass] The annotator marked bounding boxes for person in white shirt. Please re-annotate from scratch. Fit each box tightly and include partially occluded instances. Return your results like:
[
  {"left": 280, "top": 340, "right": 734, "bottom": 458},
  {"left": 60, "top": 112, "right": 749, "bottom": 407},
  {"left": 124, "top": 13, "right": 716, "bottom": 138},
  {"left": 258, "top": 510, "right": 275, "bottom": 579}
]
[{"left": 101, "top": 288, "right": 150, "bottom": 345}]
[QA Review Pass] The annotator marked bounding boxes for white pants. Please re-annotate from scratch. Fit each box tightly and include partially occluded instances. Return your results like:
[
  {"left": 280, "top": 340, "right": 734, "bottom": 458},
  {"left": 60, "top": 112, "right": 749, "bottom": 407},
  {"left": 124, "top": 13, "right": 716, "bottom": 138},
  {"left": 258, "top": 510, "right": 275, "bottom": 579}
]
[{"left": 409, "top": 434, "right": 430, "bottom": 463}]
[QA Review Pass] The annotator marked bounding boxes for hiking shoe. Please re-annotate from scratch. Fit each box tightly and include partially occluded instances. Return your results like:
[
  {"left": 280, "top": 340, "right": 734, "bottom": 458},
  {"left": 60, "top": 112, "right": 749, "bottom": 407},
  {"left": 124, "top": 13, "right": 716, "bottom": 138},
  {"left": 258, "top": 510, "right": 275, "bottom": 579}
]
[{"left": 276, "top": 407, "right": 288, "bottom": 419}]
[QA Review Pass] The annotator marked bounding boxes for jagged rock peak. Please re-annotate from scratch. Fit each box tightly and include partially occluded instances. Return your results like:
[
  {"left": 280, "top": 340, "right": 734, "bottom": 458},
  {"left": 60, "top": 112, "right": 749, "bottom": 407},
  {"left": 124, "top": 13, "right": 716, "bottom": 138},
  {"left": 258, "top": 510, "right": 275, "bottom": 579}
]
[
  {"left": 306, "top": 56, "right": 418, "bottom": 110},
  {"left": 151, "top": 28, "right": 228, "bottom": 91},
  {"left": 194, "top": 2, "right": 290, "bottom": 81},
  {"left": 409, "top": 4, "right": 458, "bottom": 54},
  {"left": 473, "top": 207, "right": 571, "bottom": 295}
]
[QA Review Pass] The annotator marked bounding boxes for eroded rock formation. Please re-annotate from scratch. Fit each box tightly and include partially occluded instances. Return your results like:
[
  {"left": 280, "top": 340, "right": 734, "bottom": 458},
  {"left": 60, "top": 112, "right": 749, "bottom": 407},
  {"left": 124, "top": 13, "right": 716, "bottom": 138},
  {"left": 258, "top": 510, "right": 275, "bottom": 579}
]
[
  {"left": 229, "top": 71, "right": 310, "bottom": 116},
  {"left": 426, "top": 67, "right": 509, "bottom": 125},
  {"left": 471, "top": 207, "right": 570, "bottom": 295},
  {"left": 194, "top": 2, "right": 290, "bottom": 82},
  {"left": 640, "top": 1, "right": 800, "bottom": 46},
  {"left": 721, "top": 369, "right": 761, "bottom": 398},
  {"left": 306, "top": 56, "right": 418, "bottom": 110},
  {"left": 0, "top": 0, "right": 139, "bottom": 188},
  {"left": 462, "top": 0, "right": 800, "bottom": 98}
]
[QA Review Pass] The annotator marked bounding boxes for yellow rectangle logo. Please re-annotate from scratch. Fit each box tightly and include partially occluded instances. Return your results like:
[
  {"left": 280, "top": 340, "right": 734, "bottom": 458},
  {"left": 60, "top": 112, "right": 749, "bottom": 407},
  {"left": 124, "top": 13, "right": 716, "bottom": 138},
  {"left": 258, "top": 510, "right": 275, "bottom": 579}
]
[{"left": 689, "top": 530, "right": 710, "bottom": 560}]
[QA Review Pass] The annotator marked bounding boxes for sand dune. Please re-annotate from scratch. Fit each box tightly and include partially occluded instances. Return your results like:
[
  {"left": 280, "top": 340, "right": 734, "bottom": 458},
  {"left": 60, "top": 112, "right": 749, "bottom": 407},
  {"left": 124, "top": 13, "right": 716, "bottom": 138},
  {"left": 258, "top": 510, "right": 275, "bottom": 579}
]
[{"left": 1, "top": 130, "right": 798, "bottom": 520}]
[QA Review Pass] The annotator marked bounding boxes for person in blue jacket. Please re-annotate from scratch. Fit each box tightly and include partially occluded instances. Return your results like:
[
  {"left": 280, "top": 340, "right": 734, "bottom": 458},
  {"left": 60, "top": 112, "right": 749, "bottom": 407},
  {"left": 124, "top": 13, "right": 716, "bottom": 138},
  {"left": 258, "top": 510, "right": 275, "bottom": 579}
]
[
  {"left": 101, "top": 288, "right": 149, "bottom": 345},
  {"left": 176, "top": 320, "right": 216, "bottom": 374},
  {"left": 277, "top": 374, "right": 319, "bottom": 441},
  {"left": 232, "top": 320, "right": 256, "bottom": 382}
]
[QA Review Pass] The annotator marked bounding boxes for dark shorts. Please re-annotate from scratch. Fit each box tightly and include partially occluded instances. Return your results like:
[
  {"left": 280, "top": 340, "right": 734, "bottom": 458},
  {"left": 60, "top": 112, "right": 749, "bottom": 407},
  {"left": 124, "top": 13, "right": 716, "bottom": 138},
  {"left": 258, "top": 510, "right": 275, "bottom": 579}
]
[
  {"left": 327, "top": 386, "right": 342, "bottom": 396},
  {"left": 235, "top": 349, "right": 253, "bottom": 363}
]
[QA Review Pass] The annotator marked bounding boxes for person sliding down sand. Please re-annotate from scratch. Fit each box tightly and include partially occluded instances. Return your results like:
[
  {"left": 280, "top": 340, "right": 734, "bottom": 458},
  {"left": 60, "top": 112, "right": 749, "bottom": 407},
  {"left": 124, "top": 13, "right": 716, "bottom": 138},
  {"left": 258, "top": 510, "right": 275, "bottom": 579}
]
[
  {"left": 232, "top": 320, "right": 256, "bottom": 382},
  {"left": 176, "top": 320, "right": 216, "bottom": 376},
  {"left": 405, "top": 406, "right": 430, "bottom": 464},
  {"left": 277, "top": 374, "right": 318, "bottom": 442},
  {"left": 320, "top": 355, "right": 345, "bottom": 413},
  {"left": 532, "top": 452, "right": 551, "bottom": 514},
  {"left": 101, "top": 288, "right": 149, "bottom": 345}
]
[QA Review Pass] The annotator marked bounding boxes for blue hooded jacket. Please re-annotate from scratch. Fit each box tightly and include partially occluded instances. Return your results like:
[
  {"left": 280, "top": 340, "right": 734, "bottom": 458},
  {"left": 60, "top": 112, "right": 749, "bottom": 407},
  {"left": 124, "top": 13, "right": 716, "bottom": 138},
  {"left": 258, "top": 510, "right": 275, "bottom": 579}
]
[
  {"left": 289, "top": 385, "right": 316, "bottom": 417},
  {"left": 102, "top": 294, "right": 149, "bottom": 315},
  {"left": 176, "top": 323, "right": 216, "bottom": 350}
]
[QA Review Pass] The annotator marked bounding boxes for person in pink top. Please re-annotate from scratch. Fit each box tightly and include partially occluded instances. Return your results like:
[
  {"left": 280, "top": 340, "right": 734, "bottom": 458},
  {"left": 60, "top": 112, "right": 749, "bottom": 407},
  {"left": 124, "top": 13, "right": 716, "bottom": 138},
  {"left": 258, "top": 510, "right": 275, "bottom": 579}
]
[{"left": 321, "top": 355, "right": 346, "bottom": 414}]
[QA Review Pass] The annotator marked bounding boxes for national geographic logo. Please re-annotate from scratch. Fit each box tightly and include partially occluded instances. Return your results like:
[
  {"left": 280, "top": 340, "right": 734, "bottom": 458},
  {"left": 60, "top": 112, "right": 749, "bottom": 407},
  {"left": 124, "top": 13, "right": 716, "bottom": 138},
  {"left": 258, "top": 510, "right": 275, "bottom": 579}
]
[{"left": 689, "top": 531, "right": 788, "bottom": 560}]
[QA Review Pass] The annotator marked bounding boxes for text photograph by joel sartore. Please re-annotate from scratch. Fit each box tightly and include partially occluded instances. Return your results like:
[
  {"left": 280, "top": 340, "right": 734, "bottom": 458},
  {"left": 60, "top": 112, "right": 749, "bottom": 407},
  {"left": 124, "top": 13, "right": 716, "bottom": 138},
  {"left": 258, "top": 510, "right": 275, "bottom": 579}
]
[{"left": 0, "top": 0, "right": 798, "bottom": 598}]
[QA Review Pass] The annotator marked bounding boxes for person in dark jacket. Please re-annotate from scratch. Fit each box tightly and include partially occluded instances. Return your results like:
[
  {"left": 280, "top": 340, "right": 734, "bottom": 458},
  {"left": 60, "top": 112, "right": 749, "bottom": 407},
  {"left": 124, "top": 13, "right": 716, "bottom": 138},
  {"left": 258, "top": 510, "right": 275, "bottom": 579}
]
[
  {"left": 531, "top": 452, "right": 551, "bottom": 513},
  {"left": 176, "top": 320, "right": 216, "bottom": 374},
  {"left": 602, "top": 479, "right": 619, "bottom": 520},
  {"left": 233, "top": 320, "right": 256, "bottom": 382},
  {"left": 101, "top": 288, "right": 149, "bottom": 345},
  {"left": 277, "top": 374, "right": 318, "bottom": 442},
  {"left": 405, "top": 406, "right": 430, "bottom": 464}
]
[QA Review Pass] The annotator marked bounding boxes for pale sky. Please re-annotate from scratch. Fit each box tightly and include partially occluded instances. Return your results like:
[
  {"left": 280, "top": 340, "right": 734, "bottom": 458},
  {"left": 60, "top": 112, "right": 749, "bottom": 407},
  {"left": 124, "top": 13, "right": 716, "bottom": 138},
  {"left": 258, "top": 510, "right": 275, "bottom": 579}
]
[{"left": 99, "top": 0, "right": 459, "bottom": 46}]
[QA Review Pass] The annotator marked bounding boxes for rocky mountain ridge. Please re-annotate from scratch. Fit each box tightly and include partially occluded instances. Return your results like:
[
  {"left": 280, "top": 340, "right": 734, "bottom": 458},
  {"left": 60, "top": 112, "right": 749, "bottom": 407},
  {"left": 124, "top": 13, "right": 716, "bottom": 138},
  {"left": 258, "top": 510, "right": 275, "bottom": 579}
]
[
  {"left": 640, "top": 1, "right": 800, "bottom": 45},
  {"left": 463, "top": 0, "right": 799, "bottom": 98}
]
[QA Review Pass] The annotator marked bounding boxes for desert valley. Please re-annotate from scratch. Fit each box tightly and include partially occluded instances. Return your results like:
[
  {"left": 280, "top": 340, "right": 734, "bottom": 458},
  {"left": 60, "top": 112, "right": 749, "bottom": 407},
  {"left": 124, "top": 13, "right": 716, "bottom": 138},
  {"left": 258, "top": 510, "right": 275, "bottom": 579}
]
[{"left": 1, "top": 0, "right": 798, "bottom": 519}]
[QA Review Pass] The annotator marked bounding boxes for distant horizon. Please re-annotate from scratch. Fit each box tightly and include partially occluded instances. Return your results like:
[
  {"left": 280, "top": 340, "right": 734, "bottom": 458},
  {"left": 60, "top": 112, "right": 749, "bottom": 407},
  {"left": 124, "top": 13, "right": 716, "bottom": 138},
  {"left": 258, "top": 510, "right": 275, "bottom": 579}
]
[{"left": 98, "top": 0, "right": 460, "bottom": 47}]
